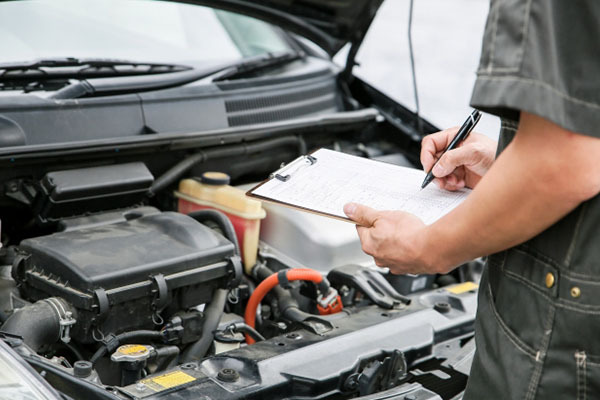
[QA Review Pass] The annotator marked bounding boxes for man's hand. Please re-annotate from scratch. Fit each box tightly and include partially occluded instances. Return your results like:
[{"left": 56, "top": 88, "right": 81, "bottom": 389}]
[
  {"left": 420, "top": 128, "right": 497, "bottom": 190},
  {"left": 343, "top": 203, "right": 441, "bottom": 275},
  {"left": 347, "top": 112, "right": 600, "bottom": 275}
]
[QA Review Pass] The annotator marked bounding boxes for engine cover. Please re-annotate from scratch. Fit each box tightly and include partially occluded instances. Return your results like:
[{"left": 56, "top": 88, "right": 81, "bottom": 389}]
[{"left": 14, "top": 208, "right": 241, "bottom": 342}]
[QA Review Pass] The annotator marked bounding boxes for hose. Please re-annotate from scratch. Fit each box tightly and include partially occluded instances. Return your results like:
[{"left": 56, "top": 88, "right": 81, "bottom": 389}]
[
  {"left": 187, "top": 210, "right": 240, "bottom": 256},
  {"left": 1, "top": 297, "right": 75, "bottom": 352},
  {"left": 153, "top": 346, "right": 180, "bottom": 372},
  {"left": 244, "top": 268, "right": 331, "bottom": 344},
  {"left": 89, "top": 330, "right": 163, "bottom": 365},
  {"left": 222, "top": 321, "right": 265, "bottom": 343},
  {"left": 181, "top": 288, "right": 229, "bottom": 362},
  {"left": 148, "top": 136, "right": 305, "bottom": 196}
]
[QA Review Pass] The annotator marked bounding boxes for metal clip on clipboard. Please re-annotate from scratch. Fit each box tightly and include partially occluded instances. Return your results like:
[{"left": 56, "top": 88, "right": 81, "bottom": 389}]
[{"left": 270, "top": 155, "right": 317, "bottom": 182}]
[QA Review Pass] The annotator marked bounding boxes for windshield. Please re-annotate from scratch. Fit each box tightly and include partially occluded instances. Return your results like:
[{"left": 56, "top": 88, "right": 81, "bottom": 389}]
[{"left": 0, "top": 0, "right": 292, "bottom": 66}]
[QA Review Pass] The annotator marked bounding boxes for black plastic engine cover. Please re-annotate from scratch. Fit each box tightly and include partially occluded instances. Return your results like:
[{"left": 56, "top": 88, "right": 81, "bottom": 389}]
[{"left": 14, "top": 210, "right": 240, "bottom": 342}]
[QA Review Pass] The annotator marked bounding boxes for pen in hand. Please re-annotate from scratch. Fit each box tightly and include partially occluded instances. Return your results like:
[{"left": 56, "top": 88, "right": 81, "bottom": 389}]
[{"left": 421, "top": 110, "right": 482, "bottom": 189}]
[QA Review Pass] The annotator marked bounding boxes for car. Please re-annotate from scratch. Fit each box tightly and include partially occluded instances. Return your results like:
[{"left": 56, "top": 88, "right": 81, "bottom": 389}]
[{"left": 0, "top": 1, "right": 482, "bottom": 399}]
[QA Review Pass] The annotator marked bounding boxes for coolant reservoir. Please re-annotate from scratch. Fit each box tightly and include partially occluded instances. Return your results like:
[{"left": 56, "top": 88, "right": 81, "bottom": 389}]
[{"left": 176, "top": 172, "right": 266, "bottom": 272}]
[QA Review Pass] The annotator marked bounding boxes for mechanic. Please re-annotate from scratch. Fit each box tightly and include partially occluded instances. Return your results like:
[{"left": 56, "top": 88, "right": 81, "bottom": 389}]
[{"left": 344, "top": 2, "right": 600, "bottom": 399}]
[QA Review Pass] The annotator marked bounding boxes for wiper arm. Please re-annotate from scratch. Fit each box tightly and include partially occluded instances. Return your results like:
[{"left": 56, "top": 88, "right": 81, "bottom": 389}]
[
  {"left": 211, "top": 50, "right": 304, "bottom": 81},
  {"left": 0, "top": 57, "right": 191, "bottom": 81},
  {"left": 50, "top": 51, "right": 305, "bottom": 99}
]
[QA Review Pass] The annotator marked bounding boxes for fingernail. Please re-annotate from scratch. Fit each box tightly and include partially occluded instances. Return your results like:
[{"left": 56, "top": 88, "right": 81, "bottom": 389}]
[
  {"left": 344, "top": 203, "right": 356, "bottom": 216},
  {"left": 432, "top": 164, "right": 445, "bottom": 176}
]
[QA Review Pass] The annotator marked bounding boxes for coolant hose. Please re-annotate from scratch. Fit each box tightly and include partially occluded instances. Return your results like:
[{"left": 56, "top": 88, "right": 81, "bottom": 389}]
[
  {"left": 244, "top": 269, "right": 331, "bottom": 344},
  {"left": 187, "top": 210, "right": 240, "bottom": 256},
  {"left": 89, "top": 330, "right": 163, "bottom": 365},
  {"left": 1, "top": 297, "right": 75, "bottom": 352},
  {"left": 149, "top": 136, "right": 305, "bottom": 196},
  {"left": 181, "top": 288, "right": 228, "bottom": 362},
  {"left": 180, "top": 211, "right": 240, "bottom": 361}
]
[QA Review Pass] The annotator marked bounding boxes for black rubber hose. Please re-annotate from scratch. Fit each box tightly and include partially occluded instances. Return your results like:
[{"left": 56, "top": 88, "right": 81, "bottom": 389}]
[
  {"left": 89, "top": 330, "right": 163, "bottom": 365},
  {"left": 153, "top": 346, "right": 180, "bottom": 372},
  {"left": 181, "top": 288, "right": 228, "bottom": 362},
  {"left": 187, "top": 209, "right": 240, "bottom": 256},
  {"left": 228, "top": 321, "right": 265, "bottom": 342},
  {"left": 1, "top": 298, "right": 75, "bottom": 353},
  {"left": 149, "top": 135, "right": 305, "bottom": 196}
]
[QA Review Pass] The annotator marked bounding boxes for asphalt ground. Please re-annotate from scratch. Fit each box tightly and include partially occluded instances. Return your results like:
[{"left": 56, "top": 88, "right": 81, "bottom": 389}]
[{"left": 346, "top": 0, "right": 500, "bottom": 140}]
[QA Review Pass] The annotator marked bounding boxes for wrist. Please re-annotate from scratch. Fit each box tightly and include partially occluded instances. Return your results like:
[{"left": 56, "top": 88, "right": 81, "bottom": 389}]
[{"left": 416, "top": 224, "right": 454, "bottom": 274}]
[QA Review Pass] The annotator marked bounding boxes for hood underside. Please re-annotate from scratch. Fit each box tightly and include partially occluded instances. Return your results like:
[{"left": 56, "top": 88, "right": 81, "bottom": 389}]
[{"left": 174, "top": 0, "right": 384, "bottom": 55}]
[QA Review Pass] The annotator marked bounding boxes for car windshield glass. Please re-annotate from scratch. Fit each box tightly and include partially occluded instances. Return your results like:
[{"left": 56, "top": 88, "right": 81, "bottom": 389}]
[{"left": 0, "top": 0, "right": 292, "bottom": 66}]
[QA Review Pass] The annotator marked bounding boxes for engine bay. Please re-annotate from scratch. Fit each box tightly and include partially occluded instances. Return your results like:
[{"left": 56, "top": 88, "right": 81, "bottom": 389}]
[{"left": 0, "top": 97, "right": 480, "bottom": 399}]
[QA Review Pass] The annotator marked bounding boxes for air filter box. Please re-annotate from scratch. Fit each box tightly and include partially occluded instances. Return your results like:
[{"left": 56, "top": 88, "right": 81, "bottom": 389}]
[{"left": 14, "top": 210, "right": 241, "bottom": 342}]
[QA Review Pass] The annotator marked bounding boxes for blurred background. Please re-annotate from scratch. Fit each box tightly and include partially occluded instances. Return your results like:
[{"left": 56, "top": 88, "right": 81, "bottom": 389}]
[{"left": 340, "top": 0, "right": 500, "bottom": 140}]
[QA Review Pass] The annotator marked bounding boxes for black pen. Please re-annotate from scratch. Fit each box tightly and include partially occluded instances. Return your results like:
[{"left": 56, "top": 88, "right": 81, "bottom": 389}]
[{"left": 421, "top": 110, "right": 482, "bottom": 189}]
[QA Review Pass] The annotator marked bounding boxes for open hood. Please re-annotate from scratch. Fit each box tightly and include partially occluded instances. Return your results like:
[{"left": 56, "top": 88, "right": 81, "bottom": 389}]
[{"left": 175, "top": 0, "right": 384, "bottom": 55}]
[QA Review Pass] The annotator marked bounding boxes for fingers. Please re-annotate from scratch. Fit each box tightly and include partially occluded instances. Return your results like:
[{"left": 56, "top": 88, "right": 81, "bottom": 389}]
[
  {"left": 420, "top": 127, "right": 459, "bottom": 171},
  {"left": 431, "top": 145, "right": 477, "bottom": 178},
  {"left": 344, "top": 203, "right": 379, "bottom": 227}
]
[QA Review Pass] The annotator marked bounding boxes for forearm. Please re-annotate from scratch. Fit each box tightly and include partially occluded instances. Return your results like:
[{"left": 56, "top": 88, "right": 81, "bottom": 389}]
[{"left": 423, "top": 113, "right": 600, "bottom": 272}]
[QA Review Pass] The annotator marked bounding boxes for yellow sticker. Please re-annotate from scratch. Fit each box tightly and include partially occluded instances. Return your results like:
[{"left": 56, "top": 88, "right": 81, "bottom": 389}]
[
  {"left": 447, "top": 281, "right": 478, "bottom": 294},
  {"left": 118, "top": 345, "right": 148, "bottom": 355},
  {"left": 142, "top": 371, "right": 196, "bottom": 392}
]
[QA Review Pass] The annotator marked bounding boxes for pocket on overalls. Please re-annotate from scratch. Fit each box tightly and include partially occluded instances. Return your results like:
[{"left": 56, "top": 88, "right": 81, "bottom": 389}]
[
  {"left": 575, "top": 351, "right": 600, "bottom": 400},
  {"left": 465, "top": 270, "right": 537, "bottom": 399}
]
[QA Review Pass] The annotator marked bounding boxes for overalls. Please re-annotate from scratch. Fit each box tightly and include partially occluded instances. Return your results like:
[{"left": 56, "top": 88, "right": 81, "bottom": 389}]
[{"left": 464, "top": 120, "right": 600, "bottom": 399}]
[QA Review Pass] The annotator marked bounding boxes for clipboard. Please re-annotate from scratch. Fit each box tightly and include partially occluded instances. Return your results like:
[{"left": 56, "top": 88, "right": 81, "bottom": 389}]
[
  {"left": 246, "top": 151, "right": 353, "bottom": 222},
  {"left": 246, "top": 148, "right": 470, "bottom": 225}
]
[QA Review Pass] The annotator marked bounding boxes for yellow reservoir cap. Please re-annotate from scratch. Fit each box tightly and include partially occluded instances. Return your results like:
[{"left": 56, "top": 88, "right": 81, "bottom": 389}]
[{"left": 111, "top": 344, "right": 152, "bottom": 362}]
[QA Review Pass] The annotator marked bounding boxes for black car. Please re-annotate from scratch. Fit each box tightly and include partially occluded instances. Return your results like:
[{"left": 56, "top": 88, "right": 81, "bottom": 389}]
[{"left": 0, "top": 1, "right": 480, "bottom": 399}]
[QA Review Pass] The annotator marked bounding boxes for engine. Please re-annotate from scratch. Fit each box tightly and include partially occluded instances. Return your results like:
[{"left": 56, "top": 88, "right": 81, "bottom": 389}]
[{"left": 0, "top": 162, "right": 480, "bottom": 400}]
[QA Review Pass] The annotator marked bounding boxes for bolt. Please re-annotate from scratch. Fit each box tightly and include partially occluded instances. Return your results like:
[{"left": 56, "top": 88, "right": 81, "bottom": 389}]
[
  {"left": 434, "top": 302, "right": 451, "bottom": 314},
  {"left": 181, "top": 363, "right": 196, "bottom": 370},
  {"left": 285, "top": 332, "right": 301, "bottom": 340},
  {"left": 217, "top": 368, "right": 239, "bottom": 382},
  {"left": 135, "top": 383, "right": 146, "bottom": 392},
  {"left": 404, "top": 395, "right": 417, "bottom": 400}
]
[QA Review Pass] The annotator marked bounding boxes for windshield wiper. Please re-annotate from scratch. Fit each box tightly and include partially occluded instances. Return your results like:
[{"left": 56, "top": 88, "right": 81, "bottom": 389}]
[
  {"left": 0, "top": 57, "right": 191, "bottom": 81},
  {"left": 210, "top": 50, "right": 304, "bottom": 81},
  {"left": 49, "top": 51, "right": 305, "bottom": 99}
]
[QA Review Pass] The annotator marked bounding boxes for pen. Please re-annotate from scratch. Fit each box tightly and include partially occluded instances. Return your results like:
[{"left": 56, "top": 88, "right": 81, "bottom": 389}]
[{"left": 421, "top": 109, "right": 482, "bottom": 189}]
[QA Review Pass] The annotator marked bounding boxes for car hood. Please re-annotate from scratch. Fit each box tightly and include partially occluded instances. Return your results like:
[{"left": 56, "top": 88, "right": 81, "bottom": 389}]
[{"left": 174, "top": 0, "right": 384, "bottom": 55}]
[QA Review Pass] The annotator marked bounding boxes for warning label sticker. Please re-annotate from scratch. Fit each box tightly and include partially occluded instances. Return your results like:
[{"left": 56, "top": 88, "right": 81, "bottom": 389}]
[
  {"left": 141, "top": 371, "right": 196, "bottom": 392},
  {"left": 446, "top": 281, "right": 478, "bottom": 294}
]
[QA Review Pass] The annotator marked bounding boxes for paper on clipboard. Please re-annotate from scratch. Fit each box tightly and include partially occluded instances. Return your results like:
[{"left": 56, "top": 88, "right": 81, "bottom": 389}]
[{"left": 247, "top": 148, "right": 470, "bottom": 225}]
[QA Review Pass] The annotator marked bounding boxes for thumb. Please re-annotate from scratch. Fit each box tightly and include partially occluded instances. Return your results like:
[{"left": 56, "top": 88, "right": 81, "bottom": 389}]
[
  {"left": 432, "top": 146, "right": 473, "bottom": 177},
  {"left": 344, "top": 203, "right": 379, "bottom": 226}
]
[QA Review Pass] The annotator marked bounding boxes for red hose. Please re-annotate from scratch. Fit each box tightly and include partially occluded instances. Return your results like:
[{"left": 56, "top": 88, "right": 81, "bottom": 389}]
[{"left": 244, "top": 269, "right": 324, "bottom": 344}]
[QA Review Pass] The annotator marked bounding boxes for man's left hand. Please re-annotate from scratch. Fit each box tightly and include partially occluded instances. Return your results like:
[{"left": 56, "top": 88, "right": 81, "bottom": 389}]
[{"left": 343, "top": 203, "right": 440, "bottom": 275}]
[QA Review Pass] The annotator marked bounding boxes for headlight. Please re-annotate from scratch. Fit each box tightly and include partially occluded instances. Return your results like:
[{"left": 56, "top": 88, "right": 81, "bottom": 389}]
[{"left": 0, "top": 340, "right": 60, "bottom": 400}]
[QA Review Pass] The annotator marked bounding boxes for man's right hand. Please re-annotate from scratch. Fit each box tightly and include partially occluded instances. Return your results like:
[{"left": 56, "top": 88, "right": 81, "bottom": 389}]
[{"left": 420, "top": 128, "right": 497, "bottom": 191}]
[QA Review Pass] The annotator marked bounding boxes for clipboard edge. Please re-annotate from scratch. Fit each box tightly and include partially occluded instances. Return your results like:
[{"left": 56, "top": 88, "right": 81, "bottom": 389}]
[{"left": 246, "top": 192, "right": 356, "bottom": 224}]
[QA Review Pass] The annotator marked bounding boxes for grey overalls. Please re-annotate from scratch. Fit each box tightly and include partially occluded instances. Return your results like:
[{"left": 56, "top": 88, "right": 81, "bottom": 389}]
[
  {"left": 464, "top": 121, "right": 600, "bottom": 399},
  {"left": 460, "top": 1, "right": 600, "bottom": 398}
]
